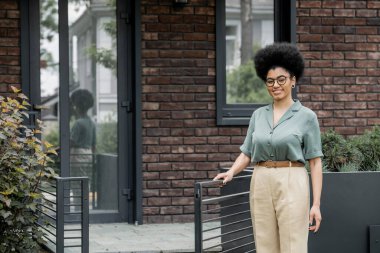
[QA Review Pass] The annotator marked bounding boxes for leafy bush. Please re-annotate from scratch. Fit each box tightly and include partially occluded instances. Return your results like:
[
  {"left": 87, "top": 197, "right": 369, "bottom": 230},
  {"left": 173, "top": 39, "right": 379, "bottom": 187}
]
[
  {"left": 338, "top": 163, "right": 359, "bottom": 173},
  {"left": 349, "top": 126, "right": 380, "bottom": 171},
  {"left": 0, "top": 88, "right": 57, "bottom": 252},
  {"left": 226, "top": 60, "right": 272, "bottom": 104},
  {"left": 320, "top": 127, "right": 380, "bottom": 172},
  {"left": 42, "top": 127, "right": 59, "bottom": 148},
  {"left": 96, "top": 118, "right": 117, "bottom": 154},
  {"left": 321, "top": 130, "right": 363, "bottom": 172}
]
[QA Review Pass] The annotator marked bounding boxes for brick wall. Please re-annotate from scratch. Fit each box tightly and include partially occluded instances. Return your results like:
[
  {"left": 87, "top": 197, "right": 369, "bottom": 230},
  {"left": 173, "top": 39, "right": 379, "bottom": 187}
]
[
  {"left": 141, "top": 0, "right": 246, "bottom": 223},
  {"left": 0, "top": 0, "right": 20, "bottom": 95},
  {"left": 297, "top": 0, "right": 380, "bottom": 135}
]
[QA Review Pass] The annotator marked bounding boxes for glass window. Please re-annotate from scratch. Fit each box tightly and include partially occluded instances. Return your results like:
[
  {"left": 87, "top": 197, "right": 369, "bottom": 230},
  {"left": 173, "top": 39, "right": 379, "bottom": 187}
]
[
  {"left": 217, "top": 0, "right": 296, "bottom": 125},
  {"left": 40, "top": 0, "right": 60, "bottom": 172},
  {"left": 39, "top": 0, "right": 119, "bottom": 215},
  {"left": 225, "top": 0, "right": 273, "bottom": 105},
  {"left": 68, "top": 0, "right": 118, "bottom": 212},
  {"left": 23, "top": 0, "right": 138, "bottom": 223}
]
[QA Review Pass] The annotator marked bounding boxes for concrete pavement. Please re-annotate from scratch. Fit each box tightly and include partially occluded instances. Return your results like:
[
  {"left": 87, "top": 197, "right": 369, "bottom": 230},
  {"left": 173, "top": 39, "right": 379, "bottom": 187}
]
[{"left": 89, "top": 222, "right": 220, "bottom": 253}]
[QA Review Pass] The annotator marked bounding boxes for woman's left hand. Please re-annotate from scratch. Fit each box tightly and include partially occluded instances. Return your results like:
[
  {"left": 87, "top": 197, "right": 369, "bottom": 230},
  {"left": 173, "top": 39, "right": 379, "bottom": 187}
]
[{"left": 309, "top": 205, "right": 322, "bottom": 233}]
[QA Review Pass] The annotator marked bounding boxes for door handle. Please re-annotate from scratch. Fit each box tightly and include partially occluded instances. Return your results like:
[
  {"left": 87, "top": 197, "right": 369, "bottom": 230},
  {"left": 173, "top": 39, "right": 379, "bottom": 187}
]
[{"left": 120, "top": 101, "right": 132, "bottom": 112}]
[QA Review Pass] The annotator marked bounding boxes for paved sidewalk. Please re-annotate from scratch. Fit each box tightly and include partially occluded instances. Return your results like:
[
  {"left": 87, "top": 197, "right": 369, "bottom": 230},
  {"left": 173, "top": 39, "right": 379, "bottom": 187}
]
[{"left": 89, "top": 222, "right": 220, "bottom": 253}]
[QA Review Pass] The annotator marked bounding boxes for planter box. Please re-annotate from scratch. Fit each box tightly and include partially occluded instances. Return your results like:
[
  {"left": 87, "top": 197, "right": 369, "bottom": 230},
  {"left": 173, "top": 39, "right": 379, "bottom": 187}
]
[
  {"left": 309, "top": 171, "right": 380, "bottom": 253},
  {"left": 220, "top": 170, "right": 380, "bottom": 253}
]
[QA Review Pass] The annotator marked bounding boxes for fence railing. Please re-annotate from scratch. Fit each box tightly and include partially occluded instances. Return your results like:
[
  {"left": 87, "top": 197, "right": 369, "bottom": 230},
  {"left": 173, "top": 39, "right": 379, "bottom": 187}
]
[
  {"left": 37, "top": 176, "right": 89, "bottom": 253},
  {"left": 70, "top": 153, "right": 97, "bottom": 209},
  {"left": 194, "top": 171, "right": 255, "bottom": 253}
]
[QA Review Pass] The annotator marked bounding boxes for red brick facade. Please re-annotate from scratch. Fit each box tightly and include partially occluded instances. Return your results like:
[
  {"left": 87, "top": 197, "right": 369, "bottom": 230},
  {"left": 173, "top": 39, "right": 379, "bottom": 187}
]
[
  {"left": 0, "top": 0, "right": 20, "bottom": 95},
  {"left": 297, "top": 0, "right": 380, "bottom": 135},
  {"left": 2, "top": 0, "right": 380, "bottom": 223},
  {"left": 141, "top": 0, "right": 229, "bottom": 223}
]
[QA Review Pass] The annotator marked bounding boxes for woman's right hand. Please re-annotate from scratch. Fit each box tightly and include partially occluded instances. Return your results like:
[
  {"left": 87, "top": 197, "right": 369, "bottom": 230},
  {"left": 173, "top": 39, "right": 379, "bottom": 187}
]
[{"left": 213, "top": 170, "right": 234, "bottom": 185}]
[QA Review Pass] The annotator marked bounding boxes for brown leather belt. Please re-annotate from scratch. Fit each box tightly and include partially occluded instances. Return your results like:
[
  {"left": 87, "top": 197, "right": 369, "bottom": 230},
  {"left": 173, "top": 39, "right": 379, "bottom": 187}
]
[{"left": 256, "top": 161, "right": 304, "bottom": 168}]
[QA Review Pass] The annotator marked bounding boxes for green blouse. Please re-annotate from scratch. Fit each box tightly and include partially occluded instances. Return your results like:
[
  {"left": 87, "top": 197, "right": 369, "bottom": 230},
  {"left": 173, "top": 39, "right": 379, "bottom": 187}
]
[
  {"left": 240, "top": 100, "right": 323, "bottom": 164},
  {"left": 71, "top": 116, "right": 96, "bottom": 149}
]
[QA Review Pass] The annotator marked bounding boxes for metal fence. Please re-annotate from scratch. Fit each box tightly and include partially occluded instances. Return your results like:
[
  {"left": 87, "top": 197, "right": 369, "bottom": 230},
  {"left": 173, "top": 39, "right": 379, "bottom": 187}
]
[
  {"left": 37, "top": 176, "right": 89, "bottom": 253},
  {"left": 70, "top": 153, "right": 97, "bottom": 209},
  {"left": 194, "top": 172, "right": 255, "bottom": 253}
]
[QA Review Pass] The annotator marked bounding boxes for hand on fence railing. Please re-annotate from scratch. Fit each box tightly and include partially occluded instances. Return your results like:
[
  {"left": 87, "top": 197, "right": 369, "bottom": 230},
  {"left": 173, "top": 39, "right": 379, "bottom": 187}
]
[
  {"left": 213, "top": 170, "right": 234, "bottom": 185},
  {"left": 194, "top": 173, "right": 254, "bottom": 253}
]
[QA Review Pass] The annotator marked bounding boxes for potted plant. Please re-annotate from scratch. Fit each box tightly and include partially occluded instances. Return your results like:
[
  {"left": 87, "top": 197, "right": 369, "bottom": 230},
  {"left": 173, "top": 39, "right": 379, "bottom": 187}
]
[{"left": 309, "top": 127, "right": 380, "bottom": 253}]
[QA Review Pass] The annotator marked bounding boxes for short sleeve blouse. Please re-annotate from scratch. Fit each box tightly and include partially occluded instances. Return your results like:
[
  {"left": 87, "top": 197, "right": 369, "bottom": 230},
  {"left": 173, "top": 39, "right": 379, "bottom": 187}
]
[
  {"left": 240, "top": 100, "right": 323, "bottom": 164},
  {"left": 70, "top": 116, "right": 96, "bottom": 149}
]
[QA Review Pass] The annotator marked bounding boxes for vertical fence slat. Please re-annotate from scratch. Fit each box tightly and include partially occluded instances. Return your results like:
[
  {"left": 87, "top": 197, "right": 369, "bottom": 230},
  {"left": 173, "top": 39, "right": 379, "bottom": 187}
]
[
  {"left": 194, "top": 183, "right": 203, "bottom": 253},
  {"left": 56, "top": 178, "right": 64, "bottom": 253},
  {"left": 82, "top": 178, "right": 89, "bottom": 253}
]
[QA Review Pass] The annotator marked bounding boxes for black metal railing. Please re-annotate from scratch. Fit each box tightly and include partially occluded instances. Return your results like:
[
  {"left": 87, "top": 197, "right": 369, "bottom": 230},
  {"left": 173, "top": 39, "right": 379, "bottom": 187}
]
[
  {"left": 194, "top": 171, "right": 255, "bottom": 253},
  {"left": 37, "top": 176, "right": 89, "bottom": 253},
  {"left": 70, "top": 153, "right": 97, "bottom": 209}
]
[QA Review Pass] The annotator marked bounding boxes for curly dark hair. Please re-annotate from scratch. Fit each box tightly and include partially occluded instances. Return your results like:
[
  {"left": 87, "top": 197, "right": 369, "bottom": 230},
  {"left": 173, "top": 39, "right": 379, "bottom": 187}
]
[
  {"left": 253, "top": 42, "right": 305, "bottom": 82},
  {"left": 70, "top": 89, "right": 94, "bottom": 113}
]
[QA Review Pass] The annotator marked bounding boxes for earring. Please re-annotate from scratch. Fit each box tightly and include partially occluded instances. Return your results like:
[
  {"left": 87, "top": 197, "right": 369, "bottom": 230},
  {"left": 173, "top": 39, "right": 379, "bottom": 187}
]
[{"left": 291, "top": 84, "right": 295, "bottom": 88}]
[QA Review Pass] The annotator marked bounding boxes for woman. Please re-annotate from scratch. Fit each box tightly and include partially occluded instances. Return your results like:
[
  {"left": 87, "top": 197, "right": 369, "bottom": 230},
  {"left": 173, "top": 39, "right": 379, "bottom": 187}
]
[
  {"left": 70, "top": 89, "right": 96, "bottom": 193},
  {"left": 214, "top": 43, "right": 323, "bottom": 253}
]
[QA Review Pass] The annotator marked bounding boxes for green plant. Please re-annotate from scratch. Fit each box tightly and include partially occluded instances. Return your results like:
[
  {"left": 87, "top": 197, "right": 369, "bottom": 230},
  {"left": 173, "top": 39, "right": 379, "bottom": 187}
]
[
  {"left": 86, "top": 0, "right": 117, "bottom": 73},
  {"left": 0, "top": 87, "right": 57, "bottom": 252},
  {"left": 321, "top": 130, "right": 363, "bottom": 172},
  {"left": 42, "top": 127, "right": 59, "bottom": 148},
  {"left": 96, "top": 116, "right": 117, "bottom": 154},
  {"left": 375, "top": 161, "right": 380, "bottom": 172},
  {"left": 349, "top": 126, "right": 380, "bottom": 171},
  {"left": 226, "top": 60, "right": 272, "bottom": 104},
  {"left": 338, "top": 163, "right": 359, "bottom": 173}
]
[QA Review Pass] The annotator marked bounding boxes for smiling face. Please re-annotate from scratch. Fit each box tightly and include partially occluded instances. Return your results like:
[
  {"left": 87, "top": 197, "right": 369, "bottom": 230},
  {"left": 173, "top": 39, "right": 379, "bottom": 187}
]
[{"left": 266, "top": 67, "right": 296, "bottom": 102}]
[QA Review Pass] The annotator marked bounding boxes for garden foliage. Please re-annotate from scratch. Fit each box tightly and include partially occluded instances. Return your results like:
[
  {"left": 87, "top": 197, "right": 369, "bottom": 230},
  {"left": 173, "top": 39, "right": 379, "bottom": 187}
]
[
  {"left": 321, "top": 127, "right": 380, "bottom": 172},
  {"left": 226, "top": 60, "right": 272, "bottom": 104},
  {"left": 0, "top": 87, "right": 57, "bottom": 252}
]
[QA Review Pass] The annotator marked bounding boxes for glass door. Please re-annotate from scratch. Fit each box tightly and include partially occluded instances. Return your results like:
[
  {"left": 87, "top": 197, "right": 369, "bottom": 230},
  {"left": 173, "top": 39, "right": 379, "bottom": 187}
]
[
  {"left": 38, "top": 0, "right": 129, "bottom": 222},
  {"left": 68, "top": 0, "right": 118, "bottom": 215}
]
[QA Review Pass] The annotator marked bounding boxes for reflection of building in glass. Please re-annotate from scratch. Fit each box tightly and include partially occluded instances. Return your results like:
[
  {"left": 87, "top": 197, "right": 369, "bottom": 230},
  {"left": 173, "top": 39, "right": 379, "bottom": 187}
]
[
  {"left": 226, "top": 0, "right": 274, "bottom": 70},
  {"left": 42, "top": 0, "right": 117, "bottom": 123}
]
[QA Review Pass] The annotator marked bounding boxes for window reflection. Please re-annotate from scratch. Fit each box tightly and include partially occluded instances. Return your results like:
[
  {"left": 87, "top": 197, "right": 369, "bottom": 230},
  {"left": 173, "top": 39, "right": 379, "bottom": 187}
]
[
  {"left": 226, "top": 0, "right": 274, "bottom": 104},
  {"left": 68, "top": 0, "right": 118, "bottom": 211},
  {"left": 39, "top": 0, "right": 119, "bottom": 212},
  {"left": 40, "top": 0, "right": 60, "bottom": 174}
]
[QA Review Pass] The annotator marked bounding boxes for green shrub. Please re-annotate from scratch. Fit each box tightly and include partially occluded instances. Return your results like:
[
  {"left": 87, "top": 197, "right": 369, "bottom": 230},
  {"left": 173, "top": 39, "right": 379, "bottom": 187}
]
[
  {"left": 338, "top": 163, "right": 359, "bottom": 173},
  {"left": 43, "top": 127, "right": 59, "bottom": 148},
  {"left": 321, "top": 130, "right": 363, "bottom": 172},
  {"left": 0, "top": 88, "right": 57, "bottom": 251},
  {"left": 96, "top": 118, "right": 117, "bottom": 154},
  {"left": 375, "top": 161, "right": 380, "bottom": 172},
  {"left": 349, "top": 126, "right": 380, "bottom": 171},
  {"left": 320, "top": 127, "right": 380, "bottom": 172},
  {"left": 226, "top": 60, "right": 272, "bottom": 104}
]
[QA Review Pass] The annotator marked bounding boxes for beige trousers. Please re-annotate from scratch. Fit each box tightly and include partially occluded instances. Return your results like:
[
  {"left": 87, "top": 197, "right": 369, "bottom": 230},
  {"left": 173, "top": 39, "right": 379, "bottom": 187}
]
[{"left": 250, "top": 166, "right": 310, "bottom": 253}]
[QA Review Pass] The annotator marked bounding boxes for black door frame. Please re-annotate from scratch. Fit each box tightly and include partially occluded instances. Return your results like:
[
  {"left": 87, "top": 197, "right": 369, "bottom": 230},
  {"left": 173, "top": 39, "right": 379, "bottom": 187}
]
[{"left": 20, "top": 0, "right": 142, "bottom": 224}]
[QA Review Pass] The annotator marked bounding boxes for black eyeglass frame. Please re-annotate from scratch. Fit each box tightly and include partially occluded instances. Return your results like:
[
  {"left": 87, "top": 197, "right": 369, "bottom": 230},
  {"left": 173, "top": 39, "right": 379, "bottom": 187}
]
[{"left": 265, "top": 75, "right": 293, "bottom": 87}]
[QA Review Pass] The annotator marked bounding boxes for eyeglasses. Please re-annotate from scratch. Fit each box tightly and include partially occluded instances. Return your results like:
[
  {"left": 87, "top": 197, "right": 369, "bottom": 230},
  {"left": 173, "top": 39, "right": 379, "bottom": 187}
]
[{"left": 265, "top": 75, "right": 291, "bottom": 87}]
